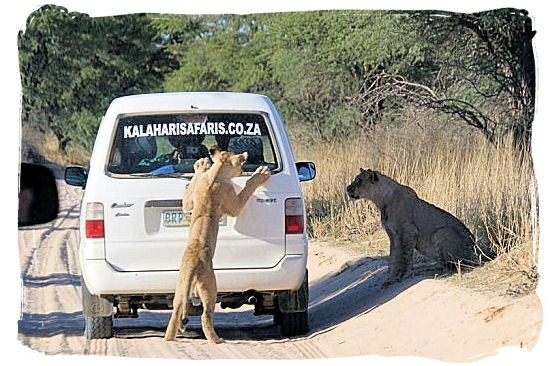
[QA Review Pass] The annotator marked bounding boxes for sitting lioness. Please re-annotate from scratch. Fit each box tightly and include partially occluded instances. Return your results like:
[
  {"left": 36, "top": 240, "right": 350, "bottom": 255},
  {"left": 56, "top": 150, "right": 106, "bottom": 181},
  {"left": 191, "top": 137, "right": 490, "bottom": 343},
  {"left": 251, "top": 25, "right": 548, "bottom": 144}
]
[
  {"left": 164, "top": 146, "right": 270, "bottom": 343},
  {"left": 346, "top": 168, "right": 477, "bottom": 285}
]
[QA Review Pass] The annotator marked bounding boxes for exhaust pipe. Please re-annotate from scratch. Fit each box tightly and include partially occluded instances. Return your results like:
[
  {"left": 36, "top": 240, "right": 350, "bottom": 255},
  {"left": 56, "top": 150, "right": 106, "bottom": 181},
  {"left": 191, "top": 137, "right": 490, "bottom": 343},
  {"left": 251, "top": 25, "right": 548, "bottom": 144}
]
[
  {"left": 220, "top": 292, "right": 261, "bottom": 309},
  {"left": 246, "top": 295, "right": 258, "bottom": 305}
]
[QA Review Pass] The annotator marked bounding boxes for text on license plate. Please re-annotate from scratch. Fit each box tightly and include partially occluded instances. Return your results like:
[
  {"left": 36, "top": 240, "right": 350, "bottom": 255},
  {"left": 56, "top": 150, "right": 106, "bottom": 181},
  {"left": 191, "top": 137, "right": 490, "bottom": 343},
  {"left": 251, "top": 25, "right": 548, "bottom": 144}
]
[{"left": 162, "top": 211, "right": 227, "bottom": 227}]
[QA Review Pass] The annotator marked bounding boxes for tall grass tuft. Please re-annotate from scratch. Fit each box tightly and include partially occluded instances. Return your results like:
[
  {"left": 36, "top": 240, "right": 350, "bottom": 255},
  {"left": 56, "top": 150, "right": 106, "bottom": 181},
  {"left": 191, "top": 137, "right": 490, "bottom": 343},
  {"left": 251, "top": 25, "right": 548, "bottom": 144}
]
[{"left": 292, "top": 121, "right": 537, "bottom": 284}]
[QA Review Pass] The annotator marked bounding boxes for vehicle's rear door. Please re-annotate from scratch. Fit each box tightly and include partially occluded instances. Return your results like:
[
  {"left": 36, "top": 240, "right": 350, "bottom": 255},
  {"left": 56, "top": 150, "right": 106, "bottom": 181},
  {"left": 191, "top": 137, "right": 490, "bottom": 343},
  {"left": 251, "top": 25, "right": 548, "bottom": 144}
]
[{"left": 102, "top": 111, "right": 289, "bottom": 272}]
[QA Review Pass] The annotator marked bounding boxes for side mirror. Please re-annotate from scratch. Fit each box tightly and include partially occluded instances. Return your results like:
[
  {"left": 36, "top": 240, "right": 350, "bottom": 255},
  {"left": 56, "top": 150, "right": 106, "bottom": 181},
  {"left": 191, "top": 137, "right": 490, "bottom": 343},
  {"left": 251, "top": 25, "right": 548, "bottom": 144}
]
[
  {"left": 296, "top": 162, "right": 316, "bottom": 182},
  {"left": 65, "top": 166, "right": 88, "bottom": 188},
  {"left": 18, "top": 163, "right": 59, "bottom": 227}
]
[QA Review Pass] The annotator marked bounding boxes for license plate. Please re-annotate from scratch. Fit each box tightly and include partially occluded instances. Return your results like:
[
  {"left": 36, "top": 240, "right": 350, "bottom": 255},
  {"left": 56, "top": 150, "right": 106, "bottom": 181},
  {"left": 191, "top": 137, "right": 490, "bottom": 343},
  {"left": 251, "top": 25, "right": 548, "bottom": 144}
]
[
  {"left": 162, "top": 211, "right": 226, "bottom": 227},
  {"left": 162, "top": 211, "right": 190, "bottom": 227}
]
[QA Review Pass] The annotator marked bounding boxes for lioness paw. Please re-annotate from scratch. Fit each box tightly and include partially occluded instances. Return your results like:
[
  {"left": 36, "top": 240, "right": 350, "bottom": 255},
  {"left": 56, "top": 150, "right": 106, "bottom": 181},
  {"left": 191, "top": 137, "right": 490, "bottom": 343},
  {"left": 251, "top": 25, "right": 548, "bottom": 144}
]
[
  {"left": 254, "top": 166, "right": 270, "bottom": 176},
  {"left": 209, "top": 337, "right": 225, "bottom": 344},
  {"left": 250, "top": 166, "right": 270, "bottom": 185},
  {"left": 382, "top": 275, "right": 403, "bottom": 289},
  {"left": 194, "top": 158, "right": 212, "bottom": 173}
]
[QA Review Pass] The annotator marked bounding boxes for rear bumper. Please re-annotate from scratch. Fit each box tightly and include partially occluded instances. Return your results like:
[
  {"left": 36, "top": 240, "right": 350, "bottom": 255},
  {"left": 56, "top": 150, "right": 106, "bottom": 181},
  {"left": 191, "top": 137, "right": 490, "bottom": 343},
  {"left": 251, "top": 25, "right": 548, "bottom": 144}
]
[{"left": 81, "top": 254, "right": 307, "bottom": 296}]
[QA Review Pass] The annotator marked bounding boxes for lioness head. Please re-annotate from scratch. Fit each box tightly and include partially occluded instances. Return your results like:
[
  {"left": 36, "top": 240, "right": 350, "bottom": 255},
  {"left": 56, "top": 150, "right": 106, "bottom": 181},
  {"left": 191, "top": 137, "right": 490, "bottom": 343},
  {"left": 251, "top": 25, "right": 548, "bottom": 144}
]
[
  {"left": 346, "top": 168, "right": 379, "bottom": 200},
  {"left": 209, "top": 145, "right": 248, "bottom": 178}
]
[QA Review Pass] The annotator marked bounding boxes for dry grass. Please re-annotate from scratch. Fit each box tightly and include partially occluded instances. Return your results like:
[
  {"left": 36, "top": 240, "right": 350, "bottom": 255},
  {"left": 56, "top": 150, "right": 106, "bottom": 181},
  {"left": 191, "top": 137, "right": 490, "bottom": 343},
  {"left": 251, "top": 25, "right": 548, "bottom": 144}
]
[
  {"left": 20, "top": 115, "right": 537, "bottom": 292},
  {"left": 292, "top": 118, "right": 538, "bottom": 292}
]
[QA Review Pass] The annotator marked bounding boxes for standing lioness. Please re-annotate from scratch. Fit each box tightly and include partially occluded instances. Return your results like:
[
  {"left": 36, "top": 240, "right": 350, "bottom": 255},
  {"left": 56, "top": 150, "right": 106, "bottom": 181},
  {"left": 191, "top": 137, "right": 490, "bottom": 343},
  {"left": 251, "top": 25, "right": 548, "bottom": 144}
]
[
  {"left": 164, "top": 146, "right": 270, "bottom": 343},
  {"left": 347, "top": 168, "right": 477, "bottom": 285}
]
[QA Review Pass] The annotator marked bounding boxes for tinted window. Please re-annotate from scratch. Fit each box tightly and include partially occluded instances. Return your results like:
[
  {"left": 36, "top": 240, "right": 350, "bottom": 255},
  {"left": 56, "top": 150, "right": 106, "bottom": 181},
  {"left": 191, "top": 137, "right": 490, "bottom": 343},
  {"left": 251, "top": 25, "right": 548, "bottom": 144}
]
[{"left": 107, "top": 113, "right": 278, "bottom": 176}]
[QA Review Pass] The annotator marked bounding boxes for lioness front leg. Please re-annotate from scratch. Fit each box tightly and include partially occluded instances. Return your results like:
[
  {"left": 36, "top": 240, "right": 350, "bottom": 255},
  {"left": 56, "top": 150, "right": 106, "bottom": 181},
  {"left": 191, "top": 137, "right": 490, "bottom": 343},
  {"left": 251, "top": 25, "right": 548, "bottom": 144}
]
[
  {"left": 182, "top": 158, "right": 213, "bottom": 212},
  {"left": 399, "top": 226, "right": 419, "bottom": 280},
  {"left": 383, "top": 227, "right": 418, "bottom": 287},
  {"left": 222, "top": 166, "right": 270, "bottom": 217},
  {"left": 383, "top": 234, "right": 403, "bottom": 288},
  {"left": 247, "top": 166, "right": 271, "bottom": 187},
  {"left": 399, "top": 241, "right": 415, "bottom": 280}
]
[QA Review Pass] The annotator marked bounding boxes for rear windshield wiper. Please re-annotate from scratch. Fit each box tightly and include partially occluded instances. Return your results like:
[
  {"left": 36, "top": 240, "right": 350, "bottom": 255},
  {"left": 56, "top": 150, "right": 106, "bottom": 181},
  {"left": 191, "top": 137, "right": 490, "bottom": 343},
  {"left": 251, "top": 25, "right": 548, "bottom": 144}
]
[{"left": 128, "top": 172, "right": 190, "bottom": 179}]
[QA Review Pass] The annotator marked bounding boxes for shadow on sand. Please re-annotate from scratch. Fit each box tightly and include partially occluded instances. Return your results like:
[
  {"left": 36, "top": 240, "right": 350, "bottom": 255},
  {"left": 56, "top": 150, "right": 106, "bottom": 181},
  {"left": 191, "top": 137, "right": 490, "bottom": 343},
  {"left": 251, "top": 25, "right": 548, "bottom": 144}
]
[
  {"left": 18, "top": 311, "right": 85, "bottom": 337},
  {"left": 21, "top": 273, "right": 81, "bottom": 288},
  {"left": 18, "top": 256, "right": 435, "bottom": 341}
]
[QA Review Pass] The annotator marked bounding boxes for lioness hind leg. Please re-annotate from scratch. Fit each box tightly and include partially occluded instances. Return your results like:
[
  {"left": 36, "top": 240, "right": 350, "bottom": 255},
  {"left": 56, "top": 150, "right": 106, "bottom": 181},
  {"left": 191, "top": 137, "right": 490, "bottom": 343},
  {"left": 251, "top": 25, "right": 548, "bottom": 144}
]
[
  {"left": 165, "top": 295, "right": 185, "bottom": 341},
  {"left": 164, "top": 258, "right": 195, "bottom": 341},
  {"left": 165, "top": 284, "right": 192, "bottom": 341},
  {"left": 196, "top": 269, "right": 223, "bottom": 344},
  {"left": 431, "top": 227, "right": 471, "bottom": 269}
]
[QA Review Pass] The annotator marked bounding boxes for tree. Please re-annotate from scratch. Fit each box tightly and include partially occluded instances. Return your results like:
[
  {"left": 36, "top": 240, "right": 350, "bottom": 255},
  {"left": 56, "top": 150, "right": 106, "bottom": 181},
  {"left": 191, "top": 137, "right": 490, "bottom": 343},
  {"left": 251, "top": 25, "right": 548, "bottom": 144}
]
[
  {"left": 160, "top": 14, "right": 272, "bottom": 93},
  {"left": 244, "top": 11, "right": 419, "bottom": 137},
  {"left": 157, "top": 9, "right": 536, "bottom": 147},
  {"left": 403, "top": 9, "right": 536, "bottom": 149},
  {"left": 18, "top": 5, "right": 177, "bottom": 150}
]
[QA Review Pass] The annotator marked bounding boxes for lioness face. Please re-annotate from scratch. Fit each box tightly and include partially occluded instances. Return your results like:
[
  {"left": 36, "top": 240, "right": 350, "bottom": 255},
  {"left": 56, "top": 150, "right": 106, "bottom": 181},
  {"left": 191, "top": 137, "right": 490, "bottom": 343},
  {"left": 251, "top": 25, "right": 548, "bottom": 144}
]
[
  {"left": 225, "top": 152, "right": 248, "bottom": 178},
  {"left": 209, "top": 145, "right": 248, "bottom": 178},
  {"left": 346, "top": 168, "right": 379, "bottom": 200}
]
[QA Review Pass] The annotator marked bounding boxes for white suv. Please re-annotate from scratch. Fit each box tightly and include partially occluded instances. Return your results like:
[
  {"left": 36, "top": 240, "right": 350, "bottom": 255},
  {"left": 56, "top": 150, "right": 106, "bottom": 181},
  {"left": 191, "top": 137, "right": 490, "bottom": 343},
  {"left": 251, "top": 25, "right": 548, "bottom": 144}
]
[{"left": 65, "top": 92, "right": 315, "bottom": 339}]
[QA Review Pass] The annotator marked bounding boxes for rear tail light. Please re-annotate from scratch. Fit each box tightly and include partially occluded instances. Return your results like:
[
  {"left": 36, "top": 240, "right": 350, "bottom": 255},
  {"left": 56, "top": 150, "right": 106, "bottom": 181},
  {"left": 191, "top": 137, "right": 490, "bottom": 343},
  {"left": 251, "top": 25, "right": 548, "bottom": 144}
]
[
  {"left": 285, "top": 198, "right": 304, "bottom": 234},
  {"left": 86, "top": 203, "right": 105, "bottom": 239}
]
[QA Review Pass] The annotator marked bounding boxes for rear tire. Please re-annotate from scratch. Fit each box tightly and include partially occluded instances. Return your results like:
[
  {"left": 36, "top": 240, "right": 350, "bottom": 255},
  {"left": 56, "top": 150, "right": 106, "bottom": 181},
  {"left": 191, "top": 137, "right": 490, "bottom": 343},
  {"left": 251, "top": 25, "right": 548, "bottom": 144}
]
[
  {"left": 273, "top": 309, "right": 282, "bottom": 326},
  {"left": 81, "top": 276, "right": 113, "bottom": 339},
  {"left": 276, "top": 270, "right": 309, "bottom": 336},
  {"left": 84, "top": 315, "right": 113, "bottom": 339},
  {"left": 279, "top": 310, "right": 308, "bottom": 336}
]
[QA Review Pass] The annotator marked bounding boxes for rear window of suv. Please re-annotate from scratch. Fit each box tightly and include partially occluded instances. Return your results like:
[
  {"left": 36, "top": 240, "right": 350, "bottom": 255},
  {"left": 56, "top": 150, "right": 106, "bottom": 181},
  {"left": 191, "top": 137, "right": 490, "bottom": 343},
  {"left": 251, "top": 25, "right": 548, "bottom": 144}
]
[{"left": 107, "top": 113, "right": 279, "bottom": 177}]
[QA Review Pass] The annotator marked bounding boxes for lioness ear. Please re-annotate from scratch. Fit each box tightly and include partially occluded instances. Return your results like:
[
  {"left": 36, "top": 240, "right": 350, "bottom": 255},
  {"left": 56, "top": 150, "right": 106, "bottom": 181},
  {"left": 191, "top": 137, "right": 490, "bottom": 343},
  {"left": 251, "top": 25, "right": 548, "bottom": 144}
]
[
  {"left": 209, "top": 145, "right": 221, "bottom": 157},
  {"left": 220, "top": 151, "right": 231, "bottom": 162},
  {"left": 239, "top": 152, "right": 248, "bottom": 164},
  {"left": 366, "top": 169, "right": 379, "bottom": 182}
]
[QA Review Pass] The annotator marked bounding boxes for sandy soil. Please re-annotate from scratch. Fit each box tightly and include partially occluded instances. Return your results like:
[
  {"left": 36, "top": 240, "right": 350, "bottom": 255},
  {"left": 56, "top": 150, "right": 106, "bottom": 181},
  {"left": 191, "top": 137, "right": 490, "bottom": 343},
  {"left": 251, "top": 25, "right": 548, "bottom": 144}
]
[{"left": 16, "top": 180, "right": 542, "bottom": 362}]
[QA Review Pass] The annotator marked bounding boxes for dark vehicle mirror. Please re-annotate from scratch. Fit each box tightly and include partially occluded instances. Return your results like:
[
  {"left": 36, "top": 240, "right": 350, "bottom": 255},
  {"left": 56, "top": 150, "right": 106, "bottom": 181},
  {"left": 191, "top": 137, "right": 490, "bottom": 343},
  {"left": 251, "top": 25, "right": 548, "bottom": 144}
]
[
  {"left": 296, "top": 162, "right": 316, "bottom": 182},
  {"left": 65, "top": 166, "right": 88, "bottom": 188},
  {"left": 18, "top": 163, "right": 59, "bottom": 227}
]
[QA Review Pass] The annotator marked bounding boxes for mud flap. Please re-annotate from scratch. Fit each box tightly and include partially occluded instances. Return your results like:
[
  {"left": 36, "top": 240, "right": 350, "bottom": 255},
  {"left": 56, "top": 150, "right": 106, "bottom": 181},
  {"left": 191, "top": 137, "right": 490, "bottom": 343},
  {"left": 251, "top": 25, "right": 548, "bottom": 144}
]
[
  {"left": 82, "top": 277, "right": 113, "bottom": 317},
  {"left": 276, "top": 270, "right": 308, "bottom": 312}
]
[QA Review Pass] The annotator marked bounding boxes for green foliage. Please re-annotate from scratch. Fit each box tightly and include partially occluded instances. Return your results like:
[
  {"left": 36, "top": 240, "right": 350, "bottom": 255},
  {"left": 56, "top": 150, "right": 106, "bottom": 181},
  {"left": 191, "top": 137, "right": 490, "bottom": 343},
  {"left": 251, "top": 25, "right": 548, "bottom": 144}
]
[
  {"left": 265, "top": 11, "right": 414, "bottom": 76},
  {"left": 161, "top": 14, "right": 271, "bottom": 93},
  {"left": 159, "top": 10, "right": 420, "bottom": 138},
  {"left": 64, "top": 109, "right": 100, "bottom": 151},
  {"left": 18, "top": 5, "right": 177, "bottom": 150},
  {"left": 18, "top": 7, "right": 535, "bottom": 155}
]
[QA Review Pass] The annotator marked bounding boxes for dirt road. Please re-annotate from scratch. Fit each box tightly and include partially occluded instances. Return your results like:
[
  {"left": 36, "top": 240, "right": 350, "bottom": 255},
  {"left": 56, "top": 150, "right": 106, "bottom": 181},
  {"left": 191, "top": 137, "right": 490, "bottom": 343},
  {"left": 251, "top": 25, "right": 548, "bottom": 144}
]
[{"left": 17, "top": 180, "right": 542, "bottom": 361}]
